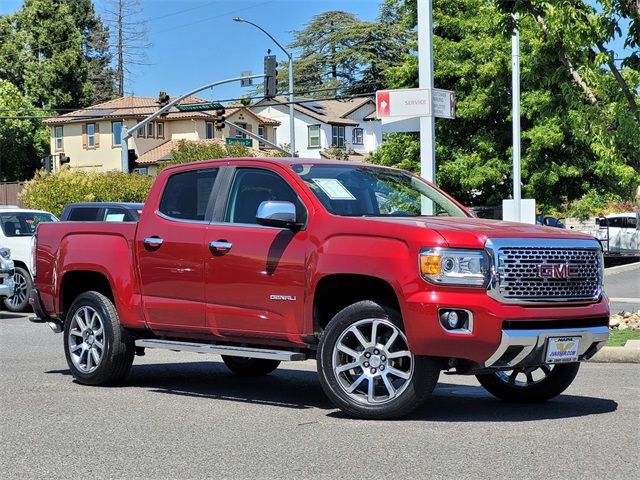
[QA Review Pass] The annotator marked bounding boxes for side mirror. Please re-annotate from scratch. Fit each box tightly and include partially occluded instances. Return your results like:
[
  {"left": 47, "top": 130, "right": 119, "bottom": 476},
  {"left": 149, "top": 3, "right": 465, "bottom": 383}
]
[{"left": 256, "top": 201, "right": 299, "bottom": 229}]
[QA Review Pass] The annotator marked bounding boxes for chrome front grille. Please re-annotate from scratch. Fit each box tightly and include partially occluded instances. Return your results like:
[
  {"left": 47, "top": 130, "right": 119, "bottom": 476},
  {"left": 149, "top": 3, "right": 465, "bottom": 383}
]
[{"left": 486, "top": 238, "right": 603, "bottom": 304}]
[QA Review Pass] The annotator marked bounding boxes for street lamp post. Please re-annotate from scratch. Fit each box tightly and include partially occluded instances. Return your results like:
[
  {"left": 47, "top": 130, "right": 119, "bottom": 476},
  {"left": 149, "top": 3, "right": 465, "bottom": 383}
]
[{"left": 234, "top": 17, "right": 296, "bottom": 158}]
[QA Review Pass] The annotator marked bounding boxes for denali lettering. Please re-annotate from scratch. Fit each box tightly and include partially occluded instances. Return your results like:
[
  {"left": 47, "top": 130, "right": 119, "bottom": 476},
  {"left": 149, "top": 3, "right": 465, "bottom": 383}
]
[{"left": 270, "top": 295, "right": 297, "bottom": 301}]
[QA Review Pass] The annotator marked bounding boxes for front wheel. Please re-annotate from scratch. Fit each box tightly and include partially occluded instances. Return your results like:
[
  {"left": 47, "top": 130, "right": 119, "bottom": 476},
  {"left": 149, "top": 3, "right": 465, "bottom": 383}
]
[
  {"left": 63, "top": 291, "right": 134, "bottom": 385},
  {"left": 221, "top": 356, "right": 280, "bottom": 376},
  {"left": 317, "top": 300, "right": 440, "bottom": 420},
  {"left": 3, "top": 266, "right": 31, "bottom": 312},
  {"left": 476, "top": 363, "right": 580, "bottom": 403}
]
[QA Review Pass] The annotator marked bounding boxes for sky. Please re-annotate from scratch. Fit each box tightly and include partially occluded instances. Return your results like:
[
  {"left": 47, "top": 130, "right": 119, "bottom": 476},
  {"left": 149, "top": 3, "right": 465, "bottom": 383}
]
[{"left": 1, "top": 0, "right": 380, "bottom": 103}]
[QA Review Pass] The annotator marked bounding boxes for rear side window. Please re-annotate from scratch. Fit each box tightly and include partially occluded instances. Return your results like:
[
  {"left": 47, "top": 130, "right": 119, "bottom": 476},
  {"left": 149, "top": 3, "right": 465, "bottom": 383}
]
[
  {"left": 159, "top": 168, "right": 218, "bottom": 221},
  {"left": 67, "top": 208, "right": 100, "bottom": 221}
]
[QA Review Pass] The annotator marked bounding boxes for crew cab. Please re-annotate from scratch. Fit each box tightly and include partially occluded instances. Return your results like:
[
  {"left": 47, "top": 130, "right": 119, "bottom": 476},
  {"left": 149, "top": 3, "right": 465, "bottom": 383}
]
[{"left": 30, "top": 158, "right": 609, "bottom": 419}]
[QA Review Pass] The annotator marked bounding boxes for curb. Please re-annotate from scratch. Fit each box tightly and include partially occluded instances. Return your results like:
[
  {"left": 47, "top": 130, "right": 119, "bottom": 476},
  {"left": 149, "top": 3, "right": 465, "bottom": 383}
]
[
  {"left": 604, "top": 261, "right": 640, "bottom": 277},
  {"left": 590, "top": 345, "right": 640, "bottom": 364}
]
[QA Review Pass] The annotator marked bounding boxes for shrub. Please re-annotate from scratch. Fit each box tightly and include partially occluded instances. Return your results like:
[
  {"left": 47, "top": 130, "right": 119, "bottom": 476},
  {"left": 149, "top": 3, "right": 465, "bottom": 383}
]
[{"left": 19, "top": 169, "right": 154, "bottom": 217}]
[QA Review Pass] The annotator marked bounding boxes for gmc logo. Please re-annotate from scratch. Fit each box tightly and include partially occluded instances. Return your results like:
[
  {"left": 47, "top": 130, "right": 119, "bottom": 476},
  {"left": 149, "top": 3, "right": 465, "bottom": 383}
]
[{"left": 537, "top": 263, "right": 579, "bottom": 279}]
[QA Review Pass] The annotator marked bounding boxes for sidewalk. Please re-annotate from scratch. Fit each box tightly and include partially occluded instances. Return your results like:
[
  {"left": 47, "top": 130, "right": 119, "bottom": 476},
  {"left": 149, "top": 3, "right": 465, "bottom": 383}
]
[{"left": 591, "top": 339, "right": 640, "bottom": 363}]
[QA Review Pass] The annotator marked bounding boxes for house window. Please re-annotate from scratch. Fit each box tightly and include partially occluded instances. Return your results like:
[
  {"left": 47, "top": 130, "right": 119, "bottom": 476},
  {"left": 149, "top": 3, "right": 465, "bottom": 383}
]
[
  {"left": 352, "top": 127, "right": 363, "bottom": 145},
  {"left": 331, "top": 125, "right": 345, "bottom": 147},
  {"left": 147, "top": 122, "right": 155, "bottom": 138},
  {"left": 258, "top": 125, "right": 266, "bottom": 147},
  {"left": 137, "top": 126, "right": 145, "bottom": 138},
  {"left": 54, "top": 126, "right": 63, "bottom": 151},
  {"left": 206, "top": 122, "right": 214, "bottom": 139},
  {"left": 112, "top": 121, "right": 122, "bottom": 146},
  {"left": 236, "top": 123, "right": 247, "bottom": 138},
  {"left": 308, "top": 125, "right": 321, "bottom": 148},
  {"left": 87, "top": 123, "right": 95, "bottom": 148},
  {"left": 157, "top": 122, "right": 165, "bottom": 139}
]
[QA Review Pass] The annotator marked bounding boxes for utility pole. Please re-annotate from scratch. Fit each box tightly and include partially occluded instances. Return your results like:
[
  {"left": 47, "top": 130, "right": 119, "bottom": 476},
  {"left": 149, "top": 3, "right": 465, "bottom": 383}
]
[
  {"left": 117, "top": 0, "right": 124, "bottom": 96},
  {"left": 417, "top": 0, "right": 436, "bottom": 184},
  {"left": 512, "top": 13, "right": 522, "bottom": 222}
]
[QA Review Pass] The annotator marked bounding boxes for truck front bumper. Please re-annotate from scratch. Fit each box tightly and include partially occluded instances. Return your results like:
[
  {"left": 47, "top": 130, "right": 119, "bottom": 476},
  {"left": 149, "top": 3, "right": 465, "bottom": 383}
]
[{"left": 484, "top": 325, "right": 609, "bottom": 368}]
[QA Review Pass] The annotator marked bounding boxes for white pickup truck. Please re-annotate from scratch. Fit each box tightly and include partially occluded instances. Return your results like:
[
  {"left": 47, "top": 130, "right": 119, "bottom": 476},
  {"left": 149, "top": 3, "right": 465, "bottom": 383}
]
[{"left": 595, "top": 212, "right": 640, "bottom": 256}]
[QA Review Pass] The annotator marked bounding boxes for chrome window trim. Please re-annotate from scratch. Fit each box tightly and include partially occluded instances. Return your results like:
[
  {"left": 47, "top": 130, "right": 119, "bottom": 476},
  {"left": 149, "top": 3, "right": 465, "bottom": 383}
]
[{"left": 484, "top": 237, "right": 603, "bottom": 305}]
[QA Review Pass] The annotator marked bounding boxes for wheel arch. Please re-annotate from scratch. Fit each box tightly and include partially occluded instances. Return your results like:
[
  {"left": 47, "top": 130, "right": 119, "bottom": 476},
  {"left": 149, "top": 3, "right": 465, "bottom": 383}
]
[
  {"left": 312, "top": 273, "right": 402, "bottom": 332},
  {"left": 60, "top": 270, "right": 114, "bottom": 315}
]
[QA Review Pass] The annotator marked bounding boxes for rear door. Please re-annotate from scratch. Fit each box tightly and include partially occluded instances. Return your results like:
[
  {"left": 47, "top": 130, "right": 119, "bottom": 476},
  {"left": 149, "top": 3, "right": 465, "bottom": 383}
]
[
  {"left": 136, "top": 167, "right": 219, "bottom": 332},
  {"left": 204, "top": 166, "right": 309, "bottom": 339}
]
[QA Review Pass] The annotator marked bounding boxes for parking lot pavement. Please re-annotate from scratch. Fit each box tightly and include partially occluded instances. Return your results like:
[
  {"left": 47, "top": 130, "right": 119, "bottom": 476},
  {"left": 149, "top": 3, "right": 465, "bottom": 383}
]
[
  {"left": 604, "top": 262, "right": 640, "bottom": 313},
  {"left": 1, "top": 312, "right": 639, "bottom": 480}
]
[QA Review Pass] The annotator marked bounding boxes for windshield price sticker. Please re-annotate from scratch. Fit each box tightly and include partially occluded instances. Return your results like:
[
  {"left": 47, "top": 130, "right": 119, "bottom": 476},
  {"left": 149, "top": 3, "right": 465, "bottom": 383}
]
[
  {"left": 546, "top": 336, "right": 580, "bottom": 363},
  {"left": 312, "top": 179, "right": 356, "bottom": 200}
]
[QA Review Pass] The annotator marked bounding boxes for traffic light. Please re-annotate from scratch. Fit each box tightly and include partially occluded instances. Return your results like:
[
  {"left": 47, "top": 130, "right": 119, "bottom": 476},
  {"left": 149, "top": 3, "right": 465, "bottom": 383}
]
[
  {"left": 127, "top": 149, "right": 138, "bottom": 173},
  {"left": 41, "top": 155, "right": 53, "bottom": 173},
  {"left": 215, "top": 108, "right": 226, "bottom": 130},
  {"left": 158, "top": 91, "right": 170, "bottom": 117},
  {"left": 59, "top": 153, "right": 70, "bottom": 165},
  {"left": 264, "top": 54, "right": 277, "bottom": 99}
]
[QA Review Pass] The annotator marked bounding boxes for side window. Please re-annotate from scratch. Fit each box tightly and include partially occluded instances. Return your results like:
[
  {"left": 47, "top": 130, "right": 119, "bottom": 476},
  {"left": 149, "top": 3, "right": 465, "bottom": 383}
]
[
  {"left": 159, "top": 168, "right": 218, "bottom": 221},
  {"left": 608, "top": 217, "right": 624, "bottom": 228},
  {"left": 68, "top": 207, "right": 100, "bottom": 221},
  {"left": 105, "top": 208, "right": 127, "bottom": 222},
  {"left": 626, "top": 216, "right": 636, "bottom": 229},
  {"left": 224, "top": 168, "right": 305, "bottom": 225}
]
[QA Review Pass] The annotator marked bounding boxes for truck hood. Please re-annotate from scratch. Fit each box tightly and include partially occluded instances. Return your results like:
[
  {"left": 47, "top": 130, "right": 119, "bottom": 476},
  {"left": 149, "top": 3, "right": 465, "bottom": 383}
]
[{"left": 363, "top": 216, "right": 595, "bottom": 249}]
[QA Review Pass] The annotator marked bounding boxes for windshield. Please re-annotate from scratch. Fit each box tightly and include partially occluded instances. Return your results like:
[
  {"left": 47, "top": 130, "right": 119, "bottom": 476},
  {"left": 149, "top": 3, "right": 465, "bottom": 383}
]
[
  {"left": 0, "top": 212, "right": 57, "bottom": 237},
  {"left": 292, "top": 164, "right": 468, "bottom": 218}
]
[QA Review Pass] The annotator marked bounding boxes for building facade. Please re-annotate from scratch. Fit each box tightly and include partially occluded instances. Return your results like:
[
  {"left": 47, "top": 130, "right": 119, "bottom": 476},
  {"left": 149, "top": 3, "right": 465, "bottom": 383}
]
[
  {"left": 251, "top": 96, "right": 381, "bottom": 160},
  {"left": 43, "top": 96, "right": 280, "bottom": 175}
]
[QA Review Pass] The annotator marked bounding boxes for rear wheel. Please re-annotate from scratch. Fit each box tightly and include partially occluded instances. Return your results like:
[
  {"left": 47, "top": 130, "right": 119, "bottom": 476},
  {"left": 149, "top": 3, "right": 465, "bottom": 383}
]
[
  {"left": 3, "top": 266, "right": 31, "bottom": 312},
  {"left": 221, "top": 356, "right": 281, "bottom": 376},
  {"left": 476, "top": 363, "right": 580, "bottom": 402},
  {"left": 317, "top": 300, "right": 440, "bottom": 420},
  {"left": 63, "top": 291, "right": 134, "bottom": 385}
]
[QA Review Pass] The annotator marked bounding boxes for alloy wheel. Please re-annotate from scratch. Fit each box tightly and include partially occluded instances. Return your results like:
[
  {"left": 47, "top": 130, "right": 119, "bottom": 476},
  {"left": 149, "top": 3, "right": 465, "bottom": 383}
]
[
  {"left": 332, "top": 318, "right": 414, "bottom": 405},
  {"left": 495, "top": 365, "right": 555, "bottom": 387},
  {"left": 68, "top": 306, "right": 106, "bottom": 373},
  {"left": 6, "top": 271, "right": 27, "bottom": 309}
]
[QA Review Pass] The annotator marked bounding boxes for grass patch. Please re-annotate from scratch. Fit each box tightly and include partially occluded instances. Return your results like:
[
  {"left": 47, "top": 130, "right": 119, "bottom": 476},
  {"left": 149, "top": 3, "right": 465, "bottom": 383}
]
[{"left": 606, "top": 329, "right": 640, "bottom": 346}]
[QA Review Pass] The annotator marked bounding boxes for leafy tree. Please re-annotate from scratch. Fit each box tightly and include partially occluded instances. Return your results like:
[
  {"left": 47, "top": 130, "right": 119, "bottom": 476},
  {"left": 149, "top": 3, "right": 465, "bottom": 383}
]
[
  {"left": 164, "top": 140, "right": 255, "bottom": 170},
  {"left": 369, "top": 0, "right": 640, "bottom": 213},
  {"left": 0, "top": 80, "right": 48, "bottom": 181},
  {"left": 287, "top": 11, "right": 411, "bottom": 96}
]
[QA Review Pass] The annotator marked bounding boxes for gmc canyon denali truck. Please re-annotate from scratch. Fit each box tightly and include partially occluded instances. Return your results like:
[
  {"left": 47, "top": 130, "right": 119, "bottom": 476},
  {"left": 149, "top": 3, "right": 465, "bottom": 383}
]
[{"left": 30, "top": 158, "right": 609, "bottom": 419}]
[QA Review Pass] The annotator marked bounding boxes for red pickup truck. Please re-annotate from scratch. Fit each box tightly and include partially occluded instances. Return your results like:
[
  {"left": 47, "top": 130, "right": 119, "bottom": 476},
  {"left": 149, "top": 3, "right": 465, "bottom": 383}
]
[{"left": 30, "top": 158, "right": 609, "bottom": 419}]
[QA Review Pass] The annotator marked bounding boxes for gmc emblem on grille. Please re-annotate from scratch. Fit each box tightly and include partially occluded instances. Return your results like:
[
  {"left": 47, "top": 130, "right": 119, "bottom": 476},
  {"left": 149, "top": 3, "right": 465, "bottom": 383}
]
[{"left": 537, "top": 263, "right": 579, "bottom": 279}]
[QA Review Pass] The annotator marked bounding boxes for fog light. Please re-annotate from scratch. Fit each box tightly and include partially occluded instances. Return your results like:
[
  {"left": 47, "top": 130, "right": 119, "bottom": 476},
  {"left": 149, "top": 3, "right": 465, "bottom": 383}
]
[
  {"left": 444, "top": 311, "right": 459, "bottom": 328},
  {"left": 438, "top": 308, "right": 472, "bottom": 332}
]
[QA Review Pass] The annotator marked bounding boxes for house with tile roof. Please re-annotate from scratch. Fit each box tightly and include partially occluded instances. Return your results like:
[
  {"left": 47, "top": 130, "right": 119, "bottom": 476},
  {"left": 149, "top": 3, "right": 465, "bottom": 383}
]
[
  {"left": 43, "top": 96, "right": 280, "bottom": 175},
  {"left": 251, "top": 96, "right": 380, "bottom": 160}
]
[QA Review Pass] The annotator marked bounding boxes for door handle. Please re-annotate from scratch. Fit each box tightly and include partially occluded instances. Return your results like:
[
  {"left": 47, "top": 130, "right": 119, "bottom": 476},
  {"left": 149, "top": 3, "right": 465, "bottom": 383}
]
[
  {"left": 209, "top": 240, "right": 232, "bottom": 255},
  {"left": 144, "top": 237, "right": 164, "bottom": 249}
]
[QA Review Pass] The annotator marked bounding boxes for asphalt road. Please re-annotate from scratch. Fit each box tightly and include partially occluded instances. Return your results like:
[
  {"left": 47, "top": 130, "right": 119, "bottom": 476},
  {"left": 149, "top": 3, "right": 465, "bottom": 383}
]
[
  {"left": 604, "top": 262, "right": 640, "bottom": 313},
  {"left": 1, "top": 312, "right": 638, "bottom": 480}
]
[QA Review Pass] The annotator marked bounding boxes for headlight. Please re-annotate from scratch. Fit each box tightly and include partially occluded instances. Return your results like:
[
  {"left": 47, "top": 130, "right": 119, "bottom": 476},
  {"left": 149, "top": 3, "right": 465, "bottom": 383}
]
[
  {"left": 0, "top": 248, "right": 10, "bottom": 259},
  {"left": 419, "top": 248, "right": 490, "bottom": 287}
]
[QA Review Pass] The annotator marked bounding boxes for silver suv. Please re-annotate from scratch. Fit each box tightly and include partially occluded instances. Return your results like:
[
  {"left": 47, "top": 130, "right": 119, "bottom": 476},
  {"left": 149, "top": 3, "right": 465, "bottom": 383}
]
[{"left": 0, "top": 248, "right": 15, "bottom": 302}]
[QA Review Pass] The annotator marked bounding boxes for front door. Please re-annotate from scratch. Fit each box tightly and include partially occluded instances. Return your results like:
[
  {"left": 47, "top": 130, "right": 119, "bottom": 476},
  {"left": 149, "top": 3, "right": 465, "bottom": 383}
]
[
  {"left": 137, "top": 167, "right": 219, "bottom": 332},
  {"left": 205, "top": 167, "right": 308, "bottom": 339}
]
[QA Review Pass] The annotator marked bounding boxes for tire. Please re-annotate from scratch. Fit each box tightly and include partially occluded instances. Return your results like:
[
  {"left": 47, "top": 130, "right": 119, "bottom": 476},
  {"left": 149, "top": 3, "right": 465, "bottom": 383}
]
[
  {"left": 476, "top": 363, "right": 580, "bottom": 403},
  {"left": 317, "top": 300, "right": 440, "bottom": 420},
  {"left": 221, "top": 356, "right": 281, "bottom": 376},
  {"left": 3, "top": 266, "right": 31, "bottom": 312},
  {"left": 63, "top": 291, "right": 134, "bottom": 385}
]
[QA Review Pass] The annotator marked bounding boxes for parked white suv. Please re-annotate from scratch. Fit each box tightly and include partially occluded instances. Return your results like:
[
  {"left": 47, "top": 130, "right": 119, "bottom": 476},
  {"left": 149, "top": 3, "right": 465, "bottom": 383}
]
[
  {"left": 595, "top": 212, "right": 640, "bottom": 255},
  {"left": 0, "top": 206, "right": 58, "bottom": 311}
]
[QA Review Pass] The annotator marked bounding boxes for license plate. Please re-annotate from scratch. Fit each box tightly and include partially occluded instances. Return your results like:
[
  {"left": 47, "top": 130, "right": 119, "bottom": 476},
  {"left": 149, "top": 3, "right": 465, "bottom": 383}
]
[{"left": 545, "top": 336, "right": 581, "bottom": 363}]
